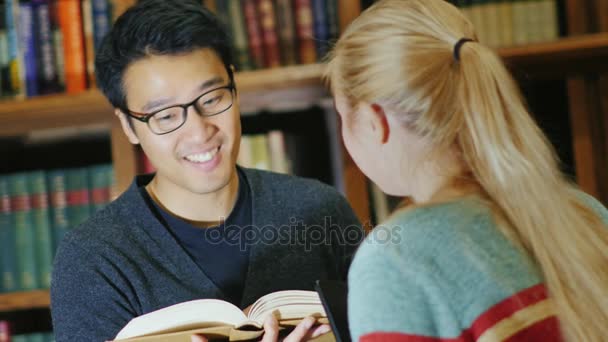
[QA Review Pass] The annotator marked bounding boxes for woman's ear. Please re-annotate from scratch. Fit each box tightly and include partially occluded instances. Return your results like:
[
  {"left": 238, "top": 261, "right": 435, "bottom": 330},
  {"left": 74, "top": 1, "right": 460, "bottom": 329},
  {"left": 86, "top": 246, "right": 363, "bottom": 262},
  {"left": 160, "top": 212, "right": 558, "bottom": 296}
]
[
  {"left": 371, "top": 103, "right": 390, "bottom": 144},
  {"left": 115, "top": 109, "right": 140, "bottom": 145},
  {"left": 359, "top": 102, "right": 390, "bottom": 145}
]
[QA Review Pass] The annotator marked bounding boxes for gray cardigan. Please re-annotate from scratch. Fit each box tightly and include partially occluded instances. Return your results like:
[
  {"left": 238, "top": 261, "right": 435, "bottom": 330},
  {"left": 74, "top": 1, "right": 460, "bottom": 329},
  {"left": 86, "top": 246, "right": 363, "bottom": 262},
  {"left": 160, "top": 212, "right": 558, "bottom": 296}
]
[{"left": 50, "top": 168, "right": 363, "bottom": 342}]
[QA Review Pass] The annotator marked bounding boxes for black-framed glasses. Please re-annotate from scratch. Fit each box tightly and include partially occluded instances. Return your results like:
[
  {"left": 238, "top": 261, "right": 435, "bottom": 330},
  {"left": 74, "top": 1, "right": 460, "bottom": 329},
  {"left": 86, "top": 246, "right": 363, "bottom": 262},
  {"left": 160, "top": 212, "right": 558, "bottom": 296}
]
[{"left": 124, "top": 83, "right": 236, "bottom": 135}]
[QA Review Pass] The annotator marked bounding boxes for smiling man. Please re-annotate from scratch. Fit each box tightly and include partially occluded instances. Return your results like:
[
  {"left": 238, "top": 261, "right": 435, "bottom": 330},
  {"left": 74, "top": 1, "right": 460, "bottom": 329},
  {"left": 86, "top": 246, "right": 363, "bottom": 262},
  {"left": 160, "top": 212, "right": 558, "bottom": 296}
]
[{"left": 49, "top": 1, "right": 363, "bottom": 341}]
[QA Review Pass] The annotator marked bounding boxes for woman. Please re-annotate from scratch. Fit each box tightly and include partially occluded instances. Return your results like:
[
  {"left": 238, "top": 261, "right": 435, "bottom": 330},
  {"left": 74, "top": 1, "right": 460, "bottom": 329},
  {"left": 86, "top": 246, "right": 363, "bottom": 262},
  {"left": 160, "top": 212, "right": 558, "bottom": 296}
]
[{"left": 324, "top": 0, "right": 608, "bottom": 341}]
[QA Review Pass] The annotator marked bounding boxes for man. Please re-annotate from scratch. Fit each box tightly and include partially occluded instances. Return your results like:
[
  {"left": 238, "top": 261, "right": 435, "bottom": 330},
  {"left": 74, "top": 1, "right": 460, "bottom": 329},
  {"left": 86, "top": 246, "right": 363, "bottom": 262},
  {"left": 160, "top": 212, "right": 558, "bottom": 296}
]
[{"left": 50, "top": 1, "right": 363, "bottom": 341}]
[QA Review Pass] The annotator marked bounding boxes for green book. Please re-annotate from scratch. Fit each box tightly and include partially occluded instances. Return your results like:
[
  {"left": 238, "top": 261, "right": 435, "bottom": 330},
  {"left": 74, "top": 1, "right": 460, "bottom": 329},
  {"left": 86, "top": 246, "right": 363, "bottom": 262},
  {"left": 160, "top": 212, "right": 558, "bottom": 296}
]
[
  {"left": 228, "top": 0, "right": 252, "bottom": 70},
  {"left": 9, "top": 172, "right": 38, "bottom": 291},
  {"left": 47, "top": 169, "right": 70, "bottom": 253},
  {"left": 28, "top": 170, "right": 54, "bottom": 289},
  {"left": 66, "top": 167, "right": 92, "bottom": 228},
  {"left": 89, "top": 164, "right": 111, "bottom": 214},
  {"left": 0, "top": 175, "right": 18, "bottom": 292}
]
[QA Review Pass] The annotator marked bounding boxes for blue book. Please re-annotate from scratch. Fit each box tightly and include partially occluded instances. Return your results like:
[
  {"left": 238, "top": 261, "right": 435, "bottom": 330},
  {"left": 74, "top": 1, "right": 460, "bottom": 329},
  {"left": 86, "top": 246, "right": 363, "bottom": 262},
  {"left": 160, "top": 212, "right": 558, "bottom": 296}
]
[
  {"left": 0, "top": 175, "right": 18, "bottom": 292},
  {"left": 311, "top": 0, "right": 330, "bottom": 60},
  {"left": 6, "top": 0, "right": 24, "bottom": 96},
  {"left": 32, "top": 0, "right": 59, "bottom": 94},
  {"left": 18, "top": 0, "right": 38, "bottom": 97},
  {"left": 92, "top": 0, "right": 110, "bottom": 49}
]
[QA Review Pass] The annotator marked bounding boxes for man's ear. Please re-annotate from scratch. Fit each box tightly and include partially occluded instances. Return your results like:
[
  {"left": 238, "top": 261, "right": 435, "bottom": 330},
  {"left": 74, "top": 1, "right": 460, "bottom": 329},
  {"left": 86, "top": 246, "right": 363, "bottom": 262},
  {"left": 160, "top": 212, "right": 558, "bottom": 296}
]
[
  {"left": 359, "top": 102, "right": 390, "bottom": 145},
  {"left": 115, "top": 109, "right": 140, "bottom": 145}
]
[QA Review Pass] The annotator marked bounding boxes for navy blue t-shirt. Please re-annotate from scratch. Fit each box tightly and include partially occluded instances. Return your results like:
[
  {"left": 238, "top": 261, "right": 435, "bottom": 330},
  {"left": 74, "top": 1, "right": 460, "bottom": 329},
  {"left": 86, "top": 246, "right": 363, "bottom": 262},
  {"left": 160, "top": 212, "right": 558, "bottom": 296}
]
[{"left": 141, "top": 169, "right": 252, "bottom": 306}]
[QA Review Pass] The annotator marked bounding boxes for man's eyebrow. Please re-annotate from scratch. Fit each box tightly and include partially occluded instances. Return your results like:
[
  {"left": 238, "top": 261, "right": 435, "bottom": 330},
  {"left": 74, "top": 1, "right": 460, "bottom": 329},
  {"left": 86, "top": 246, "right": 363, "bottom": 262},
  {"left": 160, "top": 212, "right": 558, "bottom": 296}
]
[{"left": 140, "top": 77, "right": 226, "bottom": 113}]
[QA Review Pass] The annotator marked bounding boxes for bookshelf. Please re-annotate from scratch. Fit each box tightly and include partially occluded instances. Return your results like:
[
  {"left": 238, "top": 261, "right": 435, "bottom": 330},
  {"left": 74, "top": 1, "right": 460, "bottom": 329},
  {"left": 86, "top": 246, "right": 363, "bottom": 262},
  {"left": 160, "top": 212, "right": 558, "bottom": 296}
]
[{"left": 0, "top": 291, "right": 50, "bottom": 312}]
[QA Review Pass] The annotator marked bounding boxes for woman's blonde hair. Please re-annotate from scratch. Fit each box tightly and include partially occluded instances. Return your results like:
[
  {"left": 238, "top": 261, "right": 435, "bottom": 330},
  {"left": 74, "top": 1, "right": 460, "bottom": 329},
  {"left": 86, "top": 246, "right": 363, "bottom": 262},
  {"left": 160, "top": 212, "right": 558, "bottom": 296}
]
[{"left": 324, "top": 0, "right": 608, "bottom": 340}]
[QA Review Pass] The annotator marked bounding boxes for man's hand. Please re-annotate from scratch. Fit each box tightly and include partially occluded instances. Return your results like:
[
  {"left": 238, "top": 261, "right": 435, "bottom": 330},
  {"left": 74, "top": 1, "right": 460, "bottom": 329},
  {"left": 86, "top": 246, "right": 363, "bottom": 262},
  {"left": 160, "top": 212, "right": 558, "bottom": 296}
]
[
  {"left": 261, "top": 315, "right": 331, "bottom": 342},
  {"left": 190, "top": 315, "right": 331, "bottom": 342}
]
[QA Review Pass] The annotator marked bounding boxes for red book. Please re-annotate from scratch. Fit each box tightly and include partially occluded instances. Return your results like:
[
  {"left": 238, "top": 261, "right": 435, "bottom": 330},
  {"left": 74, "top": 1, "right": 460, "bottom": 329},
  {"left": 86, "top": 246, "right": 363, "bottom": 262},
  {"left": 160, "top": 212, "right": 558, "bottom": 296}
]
[
  {"left": 242, "top": 0, "right": 265, "bottom": 69},
  {"left": 57, "top": 0, "right": 87, "bottom": 93},
  {"left": 255, "top": 0, "right": 281, "bottom": 68},
  {"left": 294, "top": 0, "right": 317, "bottom": 64}
]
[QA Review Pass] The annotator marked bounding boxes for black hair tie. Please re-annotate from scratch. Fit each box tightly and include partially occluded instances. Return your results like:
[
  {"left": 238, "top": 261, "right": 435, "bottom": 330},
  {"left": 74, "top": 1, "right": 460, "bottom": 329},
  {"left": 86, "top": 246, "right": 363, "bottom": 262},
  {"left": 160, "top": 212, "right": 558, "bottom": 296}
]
[{"left": 453, "top": 38, "right": 474, "bottom": 62}]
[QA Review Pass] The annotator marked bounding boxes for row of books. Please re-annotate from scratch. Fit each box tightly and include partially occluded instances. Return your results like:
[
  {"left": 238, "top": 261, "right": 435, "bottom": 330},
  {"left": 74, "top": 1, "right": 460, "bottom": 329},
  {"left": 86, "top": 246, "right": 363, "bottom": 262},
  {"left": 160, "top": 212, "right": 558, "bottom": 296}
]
[
  {"left": 141, "top": 131, "right": 293, "bottom": 175},
  {"left": 0, "top": 164, "right": 114, "bottom": 293},
  {"left": 208, "top": 0, "right": 340, "bottom": 71},
  {"left": 0, "top": 321, "right": 53, "bottom": 342},
  {"left": 451, "top": 0, "right": 560, "bottom": 47},
  {"left": 0, "top": 0, "right": 113, "bottom": 99}
]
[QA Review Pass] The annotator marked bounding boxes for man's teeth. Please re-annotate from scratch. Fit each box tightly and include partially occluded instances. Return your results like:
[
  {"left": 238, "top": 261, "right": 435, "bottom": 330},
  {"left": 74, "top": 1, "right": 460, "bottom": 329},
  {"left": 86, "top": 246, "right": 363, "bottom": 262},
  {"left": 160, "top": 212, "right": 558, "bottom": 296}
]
[{"left": 185, "top": 148, "right": 218, "bottom": 163}]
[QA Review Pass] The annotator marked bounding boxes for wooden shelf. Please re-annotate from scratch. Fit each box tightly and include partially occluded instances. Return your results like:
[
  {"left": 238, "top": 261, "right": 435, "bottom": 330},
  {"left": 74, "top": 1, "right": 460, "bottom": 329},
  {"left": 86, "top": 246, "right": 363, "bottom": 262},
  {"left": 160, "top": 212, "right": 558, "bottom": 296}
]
[
  {"left": 0, "top": 290, "right": 50, "bottom": 312},
  {"left": 499, "top": 32, "right": 608, "bottom": 77}
]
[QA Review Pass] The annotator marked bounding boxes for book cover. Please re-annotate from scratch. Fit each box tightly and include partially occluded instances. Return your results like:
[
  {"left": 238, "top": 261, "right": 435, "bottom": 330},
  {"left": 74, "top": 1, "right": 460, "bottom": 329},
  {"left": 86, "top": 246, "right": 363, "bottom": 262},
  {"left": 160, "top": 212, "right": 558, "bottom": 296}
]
[
  {"left": 9, "top": 172, "right": 39, "bottom": 291},
  {"left": 228, "top": 0, "right": 252, "bottom": 71},
  {"left": 274, "top": 0, "right": 297, "bottom": 65},
  {"left": 57, "top": 0, "right": 87, "bottom": 93},
  {"left": 0, "top": 176, "right": 18, "bottom": 293},
  {"left": 294, "top": 0, "right": 317, "bottom": 64},
  {"left": 256, "top": 0, "right": 281, "bottom": 68},
  {"left": 33, "top": 0, "right": 60, "bottom": 94},
  {"left": 18, "top": 0, "right": 37, "bottom": 96},
  {"left": 311, "top": 0, "right": 330, "bottom": 60},
  {"left": 6, "top": 0, "right": 25, "bottom": 98},
  {"left": 242, "top": 0, "right": 265, "bottom": 69},
  {"left": 47, "top": 168, "right": 70, "bottom": 252},
  {"left": 28, "top": 170, "right": 54, "bottom": 289}
]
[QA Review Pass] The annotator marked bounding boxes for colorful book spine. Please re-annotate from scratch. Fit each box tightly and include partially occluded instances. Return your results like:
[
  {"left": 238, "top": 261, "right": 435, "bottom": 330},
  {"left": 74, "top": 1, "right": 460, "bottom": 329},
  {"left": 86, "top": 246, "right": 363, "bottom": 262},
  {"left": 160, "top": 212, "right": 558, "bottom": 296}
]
[
  {"left": 66, "top": 167, "right": 91, "bottom": 228},
  {"left": 0, "top": 4, "right": 9, "bottom": 97},
  {"left": 325, "top": 0, "right": 340, "bottom": 44},
  {"left": 89, "top": 164, "right": 111, "bottom": 213},
  {"left": 28, "top": 170, "right": 53, "bottom": 289},
  {"left": 227, "top": 0, "right": 252, "bottom": 71},
  {"left": 311, "top": 0, "right": 330, "bottom": 60},
  {"left": 0, "top": 176, "right": 18, "bottom": 293},
  {"left": 256, "top": 0, "right": 281, "bottom": 68},
  {"left": 294, "top": 0, "right": 317, "bottom": 64},
  {"left": 57, "top": 0, "right": 87, "bottom": 93},
  {"left": 91, "top": 0, "right": 110, "bottom": 49},
  {"left": 275, "top": 0, "right": 297, "bottom": 65},
  {"left": 47, "top": 169, "right": 70, "bottom": 253},
  {"left": 9, "top": 173, "right": 38, "bottom": 291},
  {"left": 82, "top": 0, "right": 96, "bottom": 87},
  {"left": 50, "top": 0, "right": 65, "bottom": 89},
  {"left": 18, "top": 0, "right": 38, "bottom": 96},
  {"left": 242, "top": 0, "right": 265, "bottom": 69},
  {"left": 33, "top": 0, "right": 59, "bottom": 94},
  {"left": 6, "top": 0, "right": 25, "bottom": 97}
]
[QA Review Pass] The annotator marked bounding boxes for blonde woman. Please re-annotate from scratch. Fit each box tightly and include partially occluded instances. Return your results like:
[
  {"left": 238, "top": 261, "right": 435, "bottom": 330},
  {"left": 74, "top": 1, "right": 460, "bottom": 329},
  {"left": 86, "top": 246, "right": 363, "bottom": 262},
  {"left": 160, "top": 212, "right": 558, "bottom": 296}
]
[{"left": 324, "top": 0, "right": 608, "bottom": 341}]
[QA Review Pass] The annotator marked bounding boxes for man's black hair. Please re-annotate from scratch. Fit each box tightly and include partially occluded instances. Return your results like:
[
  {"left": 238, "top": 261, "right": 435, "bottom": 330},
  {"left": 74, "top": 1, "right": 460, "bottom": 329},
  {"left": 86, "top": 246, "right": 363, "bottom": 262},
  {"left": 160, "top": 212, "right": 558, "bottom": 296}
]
[{"left": 95, "top": 0, "right": 234, "bottom": 113}]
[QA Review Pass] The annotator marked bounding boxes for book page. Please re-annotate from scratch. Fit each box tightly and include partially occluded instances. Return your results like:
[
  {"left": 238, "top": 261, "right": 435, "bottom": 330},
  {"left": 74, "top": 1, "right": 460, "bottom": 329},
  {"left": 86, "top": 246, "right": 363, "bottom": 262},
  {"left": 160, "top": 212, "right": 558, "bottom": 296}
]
[
  {"left": 115, "top": 299, "right": 249, "bottom": 340},
  {"left": 245, "top": 290, "right": 327, "bottom": 326}
]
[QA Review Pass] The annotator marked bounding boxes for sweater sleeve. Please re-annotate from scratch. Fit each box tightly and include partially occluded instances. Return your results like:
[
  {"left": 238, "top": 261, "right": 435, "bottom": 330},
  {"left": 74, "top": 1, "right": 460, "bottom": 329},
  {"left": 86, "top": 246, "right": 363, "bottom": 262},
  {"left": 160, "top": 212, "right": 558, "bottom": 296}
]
[
  {"left": 347, "top": 234, "right": 458, "bottom": 342},
  {"left": 51, "top": 234, "right": 136, "bottom": 342}
]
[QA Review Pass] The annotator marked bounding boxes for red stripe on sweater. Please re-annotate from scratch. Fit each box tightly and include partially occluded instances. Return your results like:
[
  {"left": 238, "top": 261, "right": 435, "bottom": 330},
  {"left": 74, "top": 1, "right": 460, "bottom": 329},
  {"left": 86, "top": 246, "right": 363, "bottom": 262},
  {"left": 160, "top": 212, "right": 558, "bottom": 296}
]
[
  {"left": 469, "top": 283, "right": 548, "bottom": 338},
  {"left": 360, "top": 332, "right": 467, "bottom": 342},
  {"left": 504, "top": 316, "right": 563, "bottom": 342}
]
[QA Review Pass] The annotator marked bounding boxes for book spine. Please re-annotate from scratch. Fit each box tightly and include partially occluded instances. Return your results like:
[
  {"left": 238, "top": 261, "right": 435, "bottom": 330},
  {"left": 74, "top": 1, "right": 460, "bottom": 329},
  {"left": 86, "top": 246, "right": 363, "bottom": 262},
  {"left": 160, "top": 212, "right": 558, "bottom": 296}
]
[
  {"left": 6, "top": 0, "right": 25, "bottom": 98},
  {"left": 311, "top": 0, "right": 329, "bottom": 60},
  {"left": 274, "top": 0, "right": 297, "bottom": 65},
  {"left": 47, "top": 169, "right": 70, "bottom": 253},
  {"left": 92, "top": 0, "right": 110, "bottom": 49},
  {"left": 66, "top": 167, "right": 91, "bottom": 228},
  {"left": 9, "top": 173, "right": 38, "bottom": 291},
  {"left": 0, "top": 176, "right": 18, "bottom": 293},
  {"left": 89, "top": 164, "right": 110, "bottom": 213},
  {"left": 237, "top": 135, "right": 254, "bottom": 168},
  {"left": 28, "top": 170, "right": 53, "bottom": 289},
  {"left": 497, "top": 0, "right": 513, "bottom": 46},
  {"left": 33, "top": 0, "right": 59, "bottom": 94},
  {"left": 267, "top": 130, "right": 291, "bottom": 174},
  {"left": 58, "top": 0, "right": 87, "bottom": 93},
  {"left": 511, "top": 0, "right": 529, "bottom": 45},
  {"left": 256, "top": 0, "right": 280, "bottom": 68},
  {"left": 50, "top": 0, "right": 65, "bottom": 90},
  {"left": 325, "top": 0, "right": 339, "bottom": 42},
  {"left": 82, "top": 0, "right": 96, "bottom": 87},
  {"left": 18, "top": 0, "right": 37, "bottom": 97},
  {"left": 539, "top": 0, "right": 558, "bottom": 41},
  {"left": 242, "top": 0, "right": 265, "bottom": 69},
  {"left": 228, "top": 0, "right": 252, "bottom": 71},
  {"left": 294, "top": 0, "right": 317, "bottom": 64},
  {"left": 0, "top": 4, "right": 9, "bottom": 98},
  {"left": 251, "top": 134, "right": 271, "bottom": 171}
]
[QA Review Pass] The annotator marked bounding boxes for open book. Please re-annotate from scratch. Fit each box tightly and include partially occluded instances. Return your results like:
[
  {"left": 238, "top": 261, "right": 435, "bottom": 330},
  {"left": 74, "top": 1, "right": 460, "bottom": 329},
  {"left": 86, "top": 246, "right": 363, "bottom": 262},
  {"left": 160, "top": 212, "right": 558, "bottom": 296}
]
[{"left": 113, "top": 290, "right": 329, "bottom": 341}]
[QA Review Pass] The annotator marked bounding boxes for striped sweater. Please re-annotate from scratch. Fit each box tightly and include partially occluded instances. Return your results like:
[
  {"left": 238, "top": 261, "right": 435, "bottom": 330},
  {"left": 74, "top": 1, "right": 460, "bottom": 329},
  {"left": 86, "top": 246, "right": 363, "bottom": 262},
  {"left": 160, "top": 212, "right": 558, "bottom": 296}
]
[{"left": 348, "top": 193, "right": 608, "bottom": 341}]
